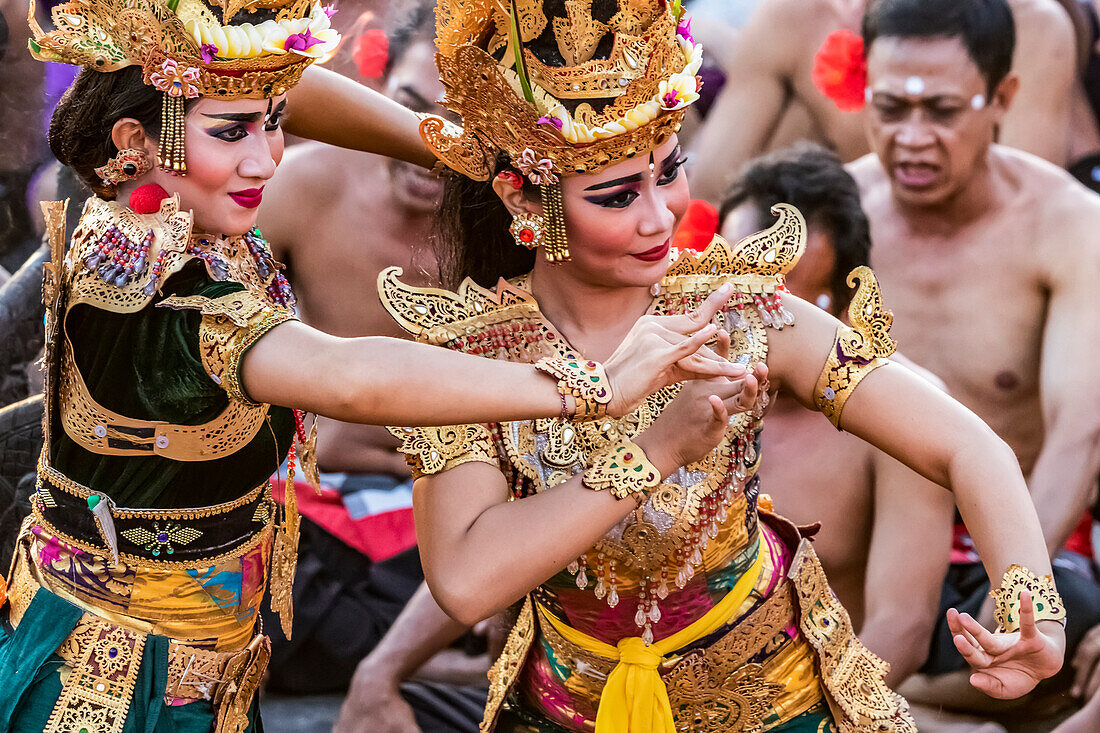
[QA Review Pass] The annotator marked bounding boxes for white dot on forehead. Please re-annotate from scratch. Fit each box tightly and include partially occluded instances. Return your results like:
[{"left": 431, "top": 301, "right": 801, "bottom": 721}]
[
  {"left": 865, "top": 86, "right": 872, "bottom": 103},
  {"left": 904, "top": 76, "right": 925, "bottom": 95},
  {"left": 970, "top": 94, "right": 986, "bottom": 110}
]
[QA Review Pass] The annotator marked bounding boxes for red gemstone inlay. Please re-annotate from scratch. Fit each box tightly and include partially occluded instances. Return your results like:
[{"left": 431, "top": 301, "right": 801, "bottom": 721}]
[{"left": 519, "top": 228, "right": 535, "bottom": 243}]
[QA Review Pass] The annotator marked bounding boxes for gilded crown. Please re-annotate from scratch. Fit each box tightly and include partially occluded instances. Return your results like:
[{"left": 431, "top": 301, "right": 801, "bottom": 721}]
[
  {"left": 29, "top": 0, "right": 340, "bottom": 99},
  {"left": 423, "top": 0, "right": 703, "bottom": 181}
]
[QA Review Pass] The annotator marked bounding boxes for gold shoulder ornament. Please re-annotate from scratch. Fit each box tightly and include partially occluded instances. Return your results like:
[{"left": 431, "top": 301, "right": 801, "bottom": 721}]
[
  {"left": 813, "top": 266, "right": 898, "bottom": 429},
  {"left": 388, "top": 424, "right": 499, "bottom": 479}
]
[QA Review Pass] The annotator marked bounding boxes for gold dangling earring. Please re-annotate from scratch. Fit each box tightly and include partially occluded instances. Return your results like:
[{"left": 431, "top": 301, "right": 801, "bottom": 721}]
[
  {"left": 539, "top": 183, "right": 570, "bottom": 263},
  {"left": 509, "top": 213, "right": 546, "bottom": 250},
  {"left": 157, "top": 93, "right": 188, "bottom": 174}
]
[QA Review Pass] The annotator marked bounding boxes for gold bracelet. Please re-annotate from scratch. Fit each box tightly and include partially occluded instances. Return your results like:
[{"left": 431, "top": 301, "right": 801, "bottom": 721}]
[
  {"left": 582, "top": 439, "right": 661, "bottom": 502},
  {"left": 990, "top": 564, "right": 1067, "bottom": 633},
  {"left": 535, "top": 355, "right": 613, "bottom": 420}
]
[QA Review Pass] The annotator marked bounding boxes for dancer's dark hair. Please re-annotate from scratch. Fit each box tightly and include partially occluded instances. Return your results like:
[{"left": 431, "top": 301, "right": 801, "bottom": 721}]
[{"left": 720, "top": 143, "right": 871, "bottom": 314}]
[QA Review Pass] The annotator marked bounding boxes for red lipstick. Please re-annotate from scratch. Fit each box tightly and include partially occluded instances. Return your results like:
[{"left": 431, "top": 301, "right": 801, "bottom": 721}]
[
  {"left": 631, "top": 239, "right": 670, "bottom": 262},
  {"left": 229, "top": 187, "right": 264, "bottom": 208}
]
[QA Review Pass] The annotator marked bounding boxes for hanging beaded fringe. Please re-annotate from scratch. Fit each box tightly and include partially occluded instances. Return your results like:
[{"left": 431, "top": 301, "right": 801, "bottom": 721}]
[
  {"left": 539, "top": 183, "right": 570, "bottom": 263},
  {"left": 158, "top": 93, "right": 187, "bottom": 174}
]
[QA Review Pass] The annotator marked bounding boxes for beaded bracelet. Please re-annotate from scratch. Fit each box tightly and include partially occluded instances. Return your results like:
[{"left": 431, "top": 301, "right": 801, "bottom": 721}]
[
  {"left": 990, "top": 564, "right": 1067, "bottom": 633},
  {"left": 535, "top": 354, "right": 613, "bottom": 421},
  {"left": 582, "top": 440, "right": 661, "bottom": 503}
]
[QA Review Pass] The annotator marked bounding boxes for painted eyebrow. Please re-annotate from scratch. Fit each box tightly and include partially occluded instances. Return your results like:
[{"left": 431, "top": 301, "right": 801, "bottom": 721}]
[
  {"left": 202, "top": 111, "right": 264, "bottom": 123},
  {"left": 583, "top": 146, "right": 683, "bottom": 191}
]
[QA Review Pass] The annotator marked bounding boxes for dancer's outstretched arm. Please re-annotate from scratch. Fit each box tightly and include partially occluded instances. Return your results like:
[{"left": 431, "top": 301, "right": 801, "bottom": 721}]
[
  {"left": 284, "top": 66, "right": 435, "bottom": 169},
  {"left": 242, "top": 285, "right": 749, "bottom": 426},
  {"left": 768, "top": 293, "right": 1065, "bottom": 699}
]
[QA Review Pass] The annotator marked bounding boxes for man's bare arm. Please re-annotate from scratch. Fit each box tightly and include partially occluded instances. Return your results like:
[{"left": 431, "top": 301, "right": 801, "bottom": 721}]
[
  {"left": 1029, "top": 191, "right": 1100, "bottom": 555},
  {"left": 1001, "top": 0, "right": 1077, "bottom": 165},
  {"left": 861, "top": 450, "right": 954, "bottom": 687},
  {"left": 688, "top": 0, "right": 801, "bottom": 204},
  {"left": 334, "top": 583, "right": 472, "bottom": 733}
]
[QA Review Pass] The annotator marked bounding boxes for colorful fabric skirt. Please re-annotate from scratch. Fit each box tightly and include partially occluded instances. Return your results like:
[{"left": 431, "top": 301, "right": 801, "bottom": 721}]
[{"left": 0, "top": 520, "right": 272, "bottom": 733}]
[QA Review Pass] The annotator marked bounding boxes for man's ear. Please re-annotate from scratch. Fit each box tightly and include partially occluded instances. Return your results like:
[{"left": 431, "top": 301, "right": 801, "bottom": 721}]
[
  {"left": 110, "top": 118, "right": 156, "bottom": 160},
  {"left": 491, "top": 174, "right": 543, "bottom": 217},
  {"left": 990, "top": 73, "right": 1020, "bottom": 117}
]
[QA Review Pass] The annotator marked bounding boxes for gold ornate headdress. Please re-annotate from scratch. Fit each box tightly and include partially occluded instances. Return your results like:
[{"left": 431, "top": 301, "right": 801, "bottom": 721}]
[
  {"left": 424, "top": 0, "right": 703, "bottom": 261},
  {"left": 29, "top": 0, "right": 340, "bottom": 173}
]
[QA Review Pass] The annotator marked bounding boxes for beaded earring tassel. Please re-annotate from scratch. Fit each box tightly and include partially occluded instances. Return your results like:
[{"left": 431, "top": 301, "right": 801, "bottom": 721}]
[
  {"left": 158, "top": 93, "right": 187, "bottom": 174},
  {"left": 539, "top": 183, "right": 570, "bottom": 263}
]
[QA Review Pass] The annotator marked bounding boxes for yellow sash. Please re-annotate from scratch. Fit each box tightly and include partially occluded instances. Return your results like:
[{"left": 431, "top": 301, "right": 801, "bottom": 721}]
[{"left": 538, "top": 548, "right": 765, "bottom": 733}]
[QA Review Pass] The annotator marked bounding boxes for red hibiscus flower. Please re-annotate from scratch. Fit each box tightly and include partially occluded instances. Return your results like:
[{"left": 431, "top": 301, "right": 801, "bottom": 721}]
[
  {"left": 354, "top": 28, "right": 389, "bottom": 79},
  {"left": 672, "top": 200, "right": 719, "bottom": 252},
  {"left": 811, "top": 29, "right": 867, "bottom": 112}
]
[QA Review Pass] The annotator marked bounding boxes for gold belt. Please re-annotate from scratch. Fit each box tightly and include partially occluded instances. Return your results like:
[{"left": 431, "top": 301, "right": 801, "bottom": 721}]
[{"left": 7, "top": 547, "right": 269, "bottom": 733}]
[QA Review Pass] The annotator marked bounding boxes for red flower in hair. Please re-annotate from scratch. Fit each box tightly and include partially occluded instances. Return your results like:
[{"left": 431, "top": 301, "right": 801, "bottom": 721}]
[
  {"left": 672, "top": 200, "right": 719, "bottom": 252},
  {"left": 811, "top": 30, "right": 867, "bottom": 112},
  {"left": 354, "top": 28, "right": 390, "bottom": 79}
]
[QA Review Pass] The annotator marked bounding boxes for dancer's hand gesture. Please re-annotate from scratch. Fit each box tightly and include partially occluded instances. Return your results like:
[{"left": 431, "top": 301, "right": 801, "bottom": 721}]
[
  {"left": 603, "top": 284, "right": 760, "bottom": 417},
  {"left": 948, "top": 590, "right": 1066, "bottom": 699}
]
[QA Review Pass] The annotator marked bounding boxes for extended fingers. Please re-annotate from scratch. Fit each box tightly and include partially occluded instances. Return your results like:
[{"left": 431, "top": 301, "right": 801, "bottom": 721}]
[
  {"left": 709, "top": 394, "right": 729, "bottom": 424},
  {"left": 954, "top": 632, "right": 994, "bottom": 669},
  {"left": 1018, "top": 591, "right": 1037, "bottom": 641}
]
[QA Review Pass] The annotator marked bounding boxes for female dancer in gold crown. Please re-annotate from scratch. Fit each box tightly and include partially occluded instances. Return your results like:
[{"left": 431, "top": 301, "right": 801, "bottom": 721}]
[
  {"left": 297, "top": 0, "right": 1066, "bottom": 730},
  {"left": 2, "top": 0, "right": 748, "bottom": 729}
]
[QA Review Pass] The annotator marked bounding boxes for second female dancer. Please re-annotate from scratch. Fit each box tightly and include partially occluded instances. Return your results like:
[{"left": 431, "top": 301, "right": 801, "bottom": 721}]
[{"left": 351, "top": 0, "right": 1064, "bottom": 730}]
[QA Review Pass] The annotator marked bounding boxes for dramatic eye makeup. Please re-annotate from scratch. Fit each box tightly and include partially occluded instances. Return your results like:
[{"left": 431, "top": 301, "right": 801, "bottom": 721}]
[
  {"left": 200, "top": 99, "right": 287, "bottom": 141},
  {"left": 582, "top": 146, "right": 684, "bottom": 208},
  {"left": 263, "top": 99, "right": 288, "bottom": 131}
]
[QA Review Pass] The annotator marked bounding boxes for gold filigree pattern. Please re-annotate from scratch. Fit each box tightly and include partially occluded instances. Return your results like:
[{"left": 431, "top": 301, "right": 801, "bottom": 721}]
[
  {"left": 180, "top": 293, "right": 296, "bottom": 404},
  {"left": 813, "top": 267, "right": 897, "bottom": 429},
  {"left": 58, "top": 335, "right": 271, "bottom": 460},
  {"left": 28, "top": 0, "right": 324, "bottom": 101},
  {"left": 481, "top": 597, "right": 536, "bottom": 733},
  {"left": 43, "top": 616, "right": 145, "bottom": 733},
  {"left": 388, "top": 424, "right": 499, "bottom": 478},
  {"left": 428, "top": 0, "right": 696, "bottom": 180},
  {"left": 789, "top": 539, "right": 916, "bottom": 732},
  {"left": 534, "top": 355, "right": 612, "bottom": 419},
  {"left": 582, "top": 439, "right": 661, "bottom": 500},
  {"left": 990, "top": 564, "right": 1067, "bottom": 633}
]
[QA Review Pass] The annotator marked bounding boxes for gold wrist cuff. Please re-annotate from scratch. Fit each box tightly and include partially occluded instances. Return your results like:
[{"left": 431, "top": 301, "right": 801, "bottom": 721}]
[
  {"left": 582, "top": 440, "right": 661, "bottom": 501},
  {"left": 812, "top": 266, "right": 897, "bottom": 429},
  {"left": 535, "top": 355, "right": 613, "bottom": 420},
  {"left": 990, "top": 564, "right": 1067, "bottom": 633}
]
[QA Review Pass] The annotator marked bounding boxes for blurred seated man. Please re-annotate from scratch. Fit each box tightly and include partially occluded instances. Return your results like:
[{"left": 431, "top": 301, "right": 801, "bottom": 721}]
[
  {"left": 845, "top": 0, "right": 1100, "bottom": 727},
  {"left": 688, "top": 0, "right": 1080, "bottom": 203},
  {"left": 256, "top": 1, "right": 452, "bottom": 695},
  {"left": 721, "top": 142, "right": 955, "bottom": 688}
]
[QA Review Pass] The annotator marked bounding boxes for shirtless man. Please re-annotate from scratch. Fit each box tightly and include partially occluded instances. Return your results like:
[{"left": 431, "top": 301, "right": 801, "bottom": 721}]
[
  {"left": 259, "top": 5, "right": 442, "bottom": 479},
  {"left": 721, "top": 142, "right": 954, "bottom": 688},
  {"left": 846, "top": 0, "right": 1100, "bottom": 721},
  {"left": 688, "top": 0, "right": 1079, "bottom": 203}
]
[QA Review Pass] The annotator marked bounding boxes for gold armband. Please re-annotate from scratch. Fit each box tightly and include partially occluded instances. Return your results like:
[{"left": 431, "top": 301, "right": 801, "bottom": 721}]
[
  {"left": 990, "top": 564, "right": 1067, "bottom": 633},
  {"left": 582, "top": 440, "right": 661, "bottom": 502},
  {"left": 812, "top": 266, "right": 897, "bottom": 429},
  {"left": 535, "top": 354, "right": 613, "bottom": 420}
]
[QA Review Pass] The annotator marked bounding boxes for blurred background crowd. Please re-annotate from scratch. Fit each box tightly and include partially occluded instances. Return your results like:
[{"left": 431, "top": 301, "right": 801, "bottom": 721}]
[{"left": 1, "top": 0, "right": 1098, "bottom": 731}]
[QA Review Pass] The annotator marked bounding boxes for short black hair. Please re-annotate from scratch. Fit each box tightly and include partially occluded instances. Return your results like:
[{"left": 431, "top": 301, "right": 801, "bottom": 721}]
[
  {"left": 862, "top": 0, "right": 1016, "bottom": 95},
  {"left": 719, "top": 143, "right": 871, "bottom": 314},
  {"left": 385, "top": 0, "right": 437, "bottom": 75}
]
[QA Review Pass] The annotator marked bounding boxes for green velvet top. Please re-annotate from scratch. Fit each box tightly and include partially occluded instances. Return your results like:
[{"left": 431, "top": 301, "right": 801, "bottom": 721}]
[{"left": 51, "top": 261, "right": 295, "bottom": 510}]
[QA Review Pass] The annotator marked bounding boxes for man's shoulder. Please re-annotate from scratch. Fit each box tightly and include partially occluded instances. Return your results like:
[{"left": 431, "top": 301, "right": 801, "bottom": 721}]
[
  {"left": 741, "top": 0, "right": 834, "bottom": 53},
  {"left": 994, "top": 147, "right": 1100, "bottom": 222}
]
